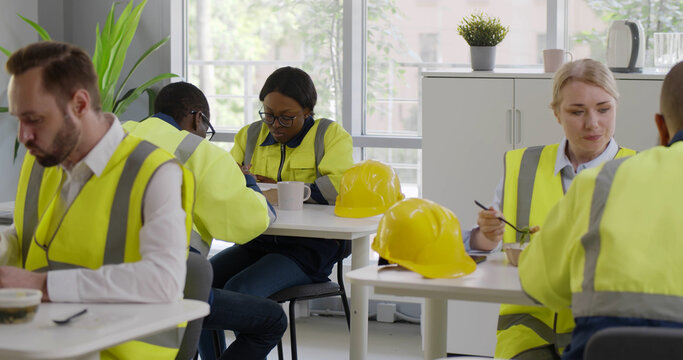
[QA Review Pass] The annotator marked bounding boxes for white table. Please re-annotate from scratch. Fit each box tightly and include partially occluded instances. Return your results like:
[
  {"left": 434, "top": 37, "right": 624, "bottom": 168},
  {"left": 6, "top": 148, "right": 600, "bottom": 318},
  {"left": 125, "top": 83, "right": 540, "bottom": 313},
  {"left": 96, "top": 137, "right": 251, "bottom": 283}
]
[
  {"left": 345, "top": 252, "right": 538, "bottom": 360},
  {"left": 0, "top": 299, "right": 209, "bottom": 360},
  {"left": 264, "top": 203, "right": 381, "bottom": 360}
]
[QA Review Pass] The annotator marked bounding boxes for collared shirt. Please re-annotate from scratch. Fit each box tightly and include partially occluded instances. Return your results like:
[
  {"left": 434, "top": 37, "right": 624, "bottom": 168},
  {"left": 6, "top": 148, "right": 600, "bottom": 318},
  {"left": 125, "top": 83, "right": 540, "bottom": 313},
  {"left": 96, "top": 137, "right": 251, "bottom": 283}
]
[
  {"left": 0, "top": 115, "right": 187, "bottom": 303},
  {"left": 669, "top": 129, "right": 683, "bottom": 146},
  {"left": 149, "top": 112, "right": 182, "bottom": 131},
  {"left": 464, "top": 137, "right": 620, "bottom": 251}
]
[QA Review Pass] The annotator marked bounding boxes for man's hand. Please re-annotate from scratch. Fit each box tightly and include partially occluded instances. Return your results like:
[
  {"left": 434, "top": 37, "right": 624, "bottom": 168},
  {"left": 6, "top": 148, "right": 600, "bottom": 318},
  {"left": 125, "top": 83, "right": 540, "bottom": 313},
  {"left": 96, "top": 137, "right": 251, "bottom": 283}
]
[
  {"left": 0, "top": 266, "right": 49, "bottom": 302},
  {"left": 477, "top": 207, "right": 505, "bottom": 243}
]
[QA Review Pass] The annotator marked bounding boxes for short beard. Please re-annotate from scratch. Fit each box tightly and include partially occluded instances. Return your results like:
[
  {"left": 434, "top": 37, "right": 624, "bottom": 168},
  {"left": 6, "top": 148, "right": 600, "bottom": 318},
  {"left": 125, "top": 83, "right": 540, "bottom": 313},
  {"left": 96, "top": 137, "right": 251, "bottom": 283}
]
[{"left": 32, "top": 114, "right": 80, "bottom": 167}]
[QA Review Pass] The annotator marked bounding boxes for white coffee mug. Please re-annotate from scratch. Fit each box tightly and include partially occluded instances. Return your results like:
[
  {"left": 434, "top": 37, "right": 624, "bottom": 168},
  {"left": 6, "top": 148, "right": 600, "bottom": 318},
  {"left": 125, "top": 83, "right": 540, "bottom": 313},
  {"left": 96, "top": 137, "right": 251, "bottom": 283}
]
[
  {"left": 277, "top": 181, "right": 311, "bottom": 210},
  {"left": 543, "top": 49, "right": 573, "bottom": 73}
]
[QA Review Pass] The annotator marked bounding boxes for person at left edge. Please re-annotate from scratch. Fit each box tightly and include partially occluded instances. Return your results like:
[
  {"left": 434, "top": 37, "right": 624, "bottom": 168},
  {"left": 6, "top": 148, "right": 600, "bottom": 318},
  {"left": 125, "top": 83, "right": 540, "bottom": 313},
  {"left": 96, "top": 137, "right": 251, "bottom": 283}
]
[
  {"left": 123, "top": 82, "right": 274, "bottom": 257},
  {"left": 0, "top": 41, "right": 194, "bottom": 360}
]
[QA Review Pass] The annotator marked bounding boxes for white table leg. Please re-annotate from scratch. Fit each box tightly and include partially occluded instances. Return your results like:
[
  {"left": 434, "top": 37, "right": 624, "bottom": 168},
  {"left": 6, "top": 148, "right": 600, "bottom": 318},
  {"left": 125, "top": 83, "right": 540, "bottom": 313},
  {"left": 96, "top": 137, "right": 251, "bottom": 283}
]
[
  {"left": 423, "top": 297, "right": 447, "bottom": 360},
  {"left": 350, "top": 235, "right": 370, "bottom": 360}
]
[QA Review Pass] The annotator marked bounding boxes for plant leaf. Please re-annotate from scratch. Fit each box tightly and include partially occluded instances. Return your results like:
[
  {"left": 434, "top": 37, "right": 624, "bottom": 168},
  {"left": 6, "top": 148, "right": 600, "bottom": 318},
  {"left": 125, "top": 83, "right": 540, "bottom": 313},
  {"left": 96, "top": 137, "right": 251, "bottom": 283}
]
[
  {"left": 114, "top": 36, "right": 169, "bottom": 104},
  {"left": 0, "top": 46, "right": 11, "bottom": 57},
  {"left": 145, "top": 88, "right": 157, "bottom": 116},
  {"left": 18, "top": 14, "right": 51, "bottom": 41},
  {"left": 112, "top": 73, "right": 178, "bottom": 116}
]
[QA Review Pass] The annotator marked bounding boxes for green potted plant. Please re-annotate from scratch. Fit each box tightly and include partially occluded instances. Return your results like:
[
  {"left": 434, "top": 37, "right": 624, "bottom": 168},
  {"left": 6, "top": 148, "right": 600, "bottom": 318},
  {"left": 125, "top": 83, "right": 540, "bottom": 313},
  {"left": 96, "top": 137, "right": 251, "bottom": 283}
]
[
  {"left": 457, "top": 12, "right": 509, "bottom": 71},
  {"left": 0, "top": 0, "right": 177, "bottom": 161}
]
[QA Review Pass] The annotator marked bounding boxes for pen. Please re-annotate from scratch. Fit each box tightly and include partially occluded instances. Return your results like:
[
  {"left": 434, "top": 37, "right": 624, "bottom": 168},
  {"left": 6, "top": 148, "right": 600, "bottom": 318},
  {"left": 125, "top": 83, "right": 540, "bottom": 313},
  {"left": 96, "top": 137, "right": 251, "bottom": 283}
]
[{"left": 474, "top": 200, "right": 525, "bottom": 233}]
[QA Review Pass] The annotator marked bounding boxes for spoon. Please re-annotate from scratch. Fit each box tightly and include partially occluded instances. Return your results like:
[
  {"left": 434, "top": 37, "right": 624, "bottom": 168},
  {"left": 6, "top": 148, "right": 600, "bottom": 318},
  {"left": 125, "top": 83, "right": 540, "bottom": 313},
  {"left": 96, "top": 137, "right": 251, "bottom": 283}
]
[
  {"left": 53, "top": 308, "right": 87, "bottom": 325},
  {"left": 474, "top": 200, "right": 527, "bottom": 234}
]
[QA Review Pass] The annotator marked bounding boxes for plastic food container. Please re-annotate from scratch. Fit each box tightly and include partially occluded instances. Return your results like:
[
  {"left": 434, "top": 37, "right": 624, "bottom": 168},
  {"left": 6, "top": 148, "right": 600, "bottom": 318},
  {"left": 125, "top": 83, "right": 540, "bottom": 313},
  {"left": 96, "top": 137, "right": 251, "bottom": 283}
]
[{"left": 0, "top": 288, "right": 42, "bottom": 324}]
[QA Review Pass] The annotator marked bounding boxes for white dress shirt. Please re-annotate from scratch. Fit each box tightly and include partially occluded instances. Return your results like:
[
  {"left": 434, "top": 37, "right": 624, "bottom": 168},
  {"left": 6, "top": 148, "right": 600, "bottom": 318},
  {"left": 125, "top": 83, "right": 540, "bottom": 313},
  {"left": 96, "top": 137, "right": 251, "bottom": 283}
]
[
  {"left": 464, "top": 137, "right": 620, "bottom": 251},
  {"left": 0, "top": 114, "right": 187, "bottom": 303}
]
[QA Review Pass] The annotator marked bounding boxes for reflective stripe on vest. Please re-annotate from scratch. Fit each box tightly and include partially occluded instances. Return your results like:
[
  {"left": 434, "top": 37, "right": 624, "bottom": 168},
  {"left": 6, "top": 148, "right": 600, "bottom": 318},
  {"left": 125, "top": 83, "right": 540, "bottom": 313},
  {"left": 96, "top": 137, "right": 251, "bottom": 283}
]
[
  {"left": 498, "top": 313, "right": 572, "bottom": 351},
  {"left": 174, "top": 133, "right": 203, "bottom": 164},
  {"left": 21, "top": 161, "right": 45, "bottom": 267},
  {"left": 243, "top": 119, "right": 332, "bottom": 175},
  {"left": 101, "top": 141, "right": 157, "bottom": 267},
  {"left": 572, "top": 157, "right": 683, "bottom": 323}
]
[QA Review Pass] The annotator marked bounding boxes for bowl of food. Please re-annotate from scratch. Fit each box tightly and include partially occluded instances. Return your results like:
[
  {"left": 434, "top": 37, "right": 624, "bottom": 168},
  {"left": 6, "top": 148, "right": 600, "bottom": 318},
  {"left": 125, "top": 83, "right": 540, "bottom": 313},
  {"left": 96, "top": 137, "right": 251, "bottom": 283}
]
[{"left": 0, "top": 289, "right": 42, "bottom": 324}]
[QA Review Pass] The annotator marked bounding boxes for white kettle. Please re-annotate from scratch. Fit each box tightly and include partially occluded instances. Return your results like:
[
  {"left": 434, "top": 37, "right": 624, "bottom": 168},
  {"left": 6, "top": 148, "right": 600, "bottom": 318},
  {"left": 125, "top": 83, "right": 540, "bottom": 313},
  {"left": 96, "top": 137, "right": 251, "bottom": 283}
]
[{"left": 607, "top": 20, "right": 645, "bottom": 73}]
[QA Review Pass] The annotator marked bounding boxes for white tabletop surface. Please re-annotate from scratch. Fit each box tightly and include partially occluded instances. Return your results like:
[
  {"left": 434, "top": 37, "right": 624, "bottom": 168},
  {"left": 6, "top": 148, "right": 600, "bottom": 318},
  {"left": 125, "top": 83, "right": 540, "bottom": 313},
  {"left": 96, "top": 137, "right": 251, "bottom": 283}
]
[
  {"left": 264, "top": 203, "right": 381, "bottom": 240},
  {"left": 0, "top": 300, "right": 209, "bottom": 360},
  {"left": 346, "top": 252, "right": 537, "bottom": 306}
]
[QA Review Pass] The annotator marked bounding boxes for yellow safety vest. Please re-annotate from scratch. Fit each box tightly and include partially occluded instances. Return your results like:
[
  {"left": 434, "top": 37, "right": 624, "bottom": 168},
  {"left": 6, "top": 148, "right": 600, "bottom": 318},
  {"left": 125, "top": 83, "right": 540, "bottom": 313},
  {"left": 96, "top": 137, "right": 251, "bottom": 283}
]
[
  {"left": 231, "top": 118, "right": 354, "bottom": 204},
  {"left": 496, "top": 143, "right": 635, "bottom": 359},
  {"left": 520, "top": 141, "right": 683, "bottom": 324},
  {"left": 124, "top": 117, "right": 270, "bottom": 256},
  {"left": 15, "top": 136, "right": 194, "bottom": 360}
]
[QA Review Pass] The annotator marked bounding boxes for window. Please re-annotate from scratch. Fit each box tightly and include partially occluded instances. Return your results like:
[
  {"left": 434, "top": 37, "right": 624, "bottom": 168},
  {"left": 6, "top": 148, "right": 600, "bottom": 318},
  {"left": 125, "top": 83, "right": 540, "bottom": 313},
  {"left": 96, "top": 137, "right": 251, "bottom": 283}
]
[
  {"left": 185, "top": 0, "right": 673, "bottom": 197},
  {"left": 187, "top": 0, "right": 342, "bottom": 133},
  {"left": 568, "top": 1, "right": 683, "bottom": 65}
]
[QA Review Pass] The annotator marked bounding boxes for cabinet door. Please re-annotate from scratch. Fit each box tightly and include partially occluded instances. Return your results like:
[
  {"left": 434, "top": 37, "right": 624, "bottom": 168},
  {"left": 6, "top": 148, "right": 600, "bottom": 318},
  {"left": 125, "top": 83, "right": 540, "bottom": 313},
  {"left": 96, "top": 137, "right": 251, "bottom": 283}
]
[
  {"left": 514, "top": 78, "right": 564, "bottom": 149},
  {"left": 614, "top": 79, "right": 662, "bottom": 151},
  {"left": 422, "top": 77, "right": 513, "bottom": 228}
]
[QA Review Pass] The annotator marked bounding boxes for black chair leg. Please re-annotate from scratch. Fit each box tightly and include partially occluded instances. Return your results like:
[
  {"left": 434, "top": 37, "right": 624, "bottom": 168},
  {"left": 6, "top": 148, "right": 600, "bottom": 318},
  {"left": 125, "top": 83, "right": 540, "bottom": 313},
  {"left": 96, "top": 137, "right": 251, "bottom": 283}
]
[
  {"left": 212, "top": 329, "right": 222, "bottom": 358},
  {"left": 277, "top": 340, "right": 284, "bottom": 360},
  {"left": 289, "top": 300, "right": 298, "bottom": 360},
  {"left": 340, "top": 292, "right": 351, "bottom": 330}
]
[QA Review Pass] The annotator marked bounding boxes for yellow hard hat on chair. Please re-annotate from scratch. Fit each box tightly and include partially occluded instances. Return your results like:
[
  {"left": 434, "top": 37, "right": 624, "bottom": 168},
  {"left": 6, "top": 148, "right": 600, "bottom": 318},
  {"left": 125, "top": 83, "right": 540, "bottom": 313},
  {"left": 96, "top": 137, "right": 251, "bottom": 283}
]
[
  {"left": 372, "top": 198, "right": 476, "bottom": 279},
  {"left": 334, "top": 160, "right": 405, "bottom": 218}
]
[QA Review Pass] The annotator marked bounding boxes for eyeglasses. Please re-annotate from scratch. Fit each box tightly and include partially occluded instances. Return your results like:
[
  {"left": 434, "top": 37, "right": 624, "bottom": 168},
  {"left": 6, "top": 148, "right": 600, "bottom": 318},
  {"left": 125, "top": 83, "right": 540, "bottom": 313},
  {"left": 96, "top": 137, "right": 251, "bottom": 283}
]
[
  {"left": 259, "top": 110, "right": 296, "bottom": 128},
  {"left": 191, "top": 110, "right": 215, "bottom": 140}
]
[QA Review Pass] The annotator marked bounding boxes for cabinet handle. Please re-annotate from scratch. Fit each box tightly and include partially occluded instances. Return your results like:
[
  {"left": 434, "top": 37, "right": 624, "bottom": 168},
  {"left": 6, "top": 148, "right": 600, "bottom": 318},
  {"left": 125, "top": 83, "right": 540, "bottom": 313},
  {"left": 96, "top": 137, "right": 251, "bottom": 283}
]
[
  {"left": 515, "top": 109, "right": 522, "bottom": 144},
  {"left": 506, "top": 109, "right": 513, "bottom": 144}
]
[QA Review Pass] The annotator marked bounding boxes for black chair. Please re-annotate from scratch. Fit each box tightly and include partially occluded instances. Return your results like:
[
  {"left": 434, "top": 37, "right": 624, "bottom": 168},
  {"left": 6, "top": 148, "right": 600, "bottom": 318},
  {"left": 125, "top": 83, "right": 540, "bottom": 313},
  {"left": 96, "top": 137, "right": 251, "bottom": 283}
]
[
  {"left": 584, "top": 326, "right": 683, "bottom": 360},
  {"left": 268, "top": 240, "right": 352, "bottom": 360},
  {"left": 176, "top": 252, "right": 213, "bottom": 360}
]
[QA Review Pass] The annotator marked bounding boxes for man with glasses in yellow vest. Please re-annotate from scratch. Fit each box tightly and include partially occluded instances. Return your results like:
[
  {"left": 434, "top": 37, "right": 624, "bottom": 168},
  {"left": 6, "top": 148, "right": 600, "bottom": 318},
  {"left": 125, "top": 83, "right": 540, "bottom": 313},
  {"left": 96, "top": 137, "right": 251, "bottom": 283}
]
[
  {"left": 519, "top": 61, "right": 683, "bottom": 360},
  {"left": 0, "top": 41, "right": 194, "bottom": 359},
  {"left": 123, "top": 82, "right": 287, "bottom": 359},
  {"left": 123, "top": 82, "right": 274, "bottom": 256}
]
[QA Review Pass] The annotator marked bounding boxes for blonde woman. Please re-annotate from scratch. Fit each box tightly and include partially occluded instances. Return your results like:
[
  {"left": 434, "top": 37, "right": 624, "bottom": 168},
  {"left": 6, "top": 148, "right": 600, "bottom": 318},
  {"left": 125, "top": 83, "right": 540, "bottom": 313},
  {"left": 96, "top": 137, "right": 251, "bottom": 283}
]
[{"left": 467, "top": 59, "right": 636, "bottom": 359}]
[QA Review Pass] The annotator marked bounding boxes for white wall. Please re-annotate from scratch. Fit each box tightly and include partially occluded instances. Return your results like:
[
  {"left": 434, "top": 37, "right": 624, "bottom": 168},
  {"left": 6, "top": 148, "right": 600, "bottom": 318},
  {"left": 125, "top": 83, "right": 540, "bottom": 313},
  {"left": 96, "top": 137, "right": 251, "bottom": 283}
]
[
  {"left": 0, "top": 0, "right": 176, "bottom": 202},
  {"left": 0, "top": 0, "right": 39, "bottom": 202}
]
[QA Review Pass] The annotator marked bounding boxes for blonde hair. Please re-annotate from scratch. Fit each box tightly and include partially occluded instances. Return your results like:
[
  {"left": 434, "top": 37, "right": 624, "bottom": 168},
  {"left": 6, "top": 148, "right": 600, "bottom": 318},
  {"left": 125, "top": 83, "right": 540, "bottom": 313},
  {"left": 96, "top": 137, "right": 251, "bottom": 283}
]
[{"left": 550, "top": 59, "right": 618, "bottom": 113}]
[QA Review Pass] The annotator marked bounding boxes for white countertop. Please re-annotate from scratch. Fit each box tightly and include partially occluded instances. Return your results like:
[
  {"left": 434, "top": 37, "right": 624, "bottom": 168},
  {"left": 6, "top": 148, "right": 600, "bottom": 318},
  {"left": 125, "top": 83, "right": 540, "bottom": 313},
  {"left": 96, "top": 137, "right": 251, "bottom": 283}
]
[{"left": 421, "top": 67, "right": 667, "bottom": 80}]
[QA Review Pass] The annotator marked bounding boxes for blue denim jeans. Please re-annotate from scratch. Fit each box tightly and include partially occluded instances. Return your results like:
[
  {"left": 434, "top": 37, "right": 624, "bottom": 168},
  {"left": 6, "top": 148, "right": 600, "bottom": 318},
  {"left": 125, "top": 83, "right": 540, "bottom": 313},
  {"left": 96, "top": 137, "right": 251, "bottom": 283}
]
[
  {"left": 198, "top": 245, "right": 313, "bottom": 359},
  {"left": 198, "top": 289, "right": 287, "bottom": 360}
]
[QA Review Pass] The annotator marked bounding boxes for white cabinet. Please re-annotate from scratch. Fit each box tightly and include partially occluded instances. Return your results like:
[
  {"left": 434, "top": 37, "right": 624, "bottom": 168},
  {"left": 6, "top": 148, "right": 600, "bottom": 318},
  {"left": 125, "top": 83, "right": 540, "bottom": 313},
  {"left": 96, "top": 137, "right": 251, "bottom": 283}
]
[{"left": 421, "top": 69, "right": 663, "bottom": 357}]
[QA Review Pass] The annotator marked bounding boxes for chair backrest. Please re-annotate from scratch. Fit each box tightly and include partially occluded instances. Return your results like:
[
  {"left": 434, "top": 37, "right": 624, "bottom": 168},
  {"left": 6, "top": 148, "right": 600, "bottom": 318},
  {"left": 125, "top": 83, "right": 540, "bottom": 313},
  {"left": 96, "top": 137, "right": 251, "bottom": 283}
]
[
  {"left": 176, "top": 252, "right": 213, "bottom": 360},
  {"left": 584, "top": 326, "right": 683, "bottom": 360}
]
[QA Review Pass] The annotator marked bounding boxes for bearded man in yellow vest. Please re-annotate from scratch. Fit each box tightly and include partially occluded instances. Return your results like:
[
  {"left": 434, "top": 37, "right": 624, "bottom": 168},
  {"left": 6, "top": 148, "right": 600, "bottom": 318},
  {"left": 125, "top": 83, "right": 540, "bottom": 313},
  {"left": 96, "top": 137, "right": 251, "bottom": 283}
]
[
  {"left": 519, "top": 61, "right": 683, "bottom": 359},
  {"left": 0, "top": 41, "right": 194, "bottom": 360},
  {"left": 465, "top": 59, "right": 636, "bottom": 359}
]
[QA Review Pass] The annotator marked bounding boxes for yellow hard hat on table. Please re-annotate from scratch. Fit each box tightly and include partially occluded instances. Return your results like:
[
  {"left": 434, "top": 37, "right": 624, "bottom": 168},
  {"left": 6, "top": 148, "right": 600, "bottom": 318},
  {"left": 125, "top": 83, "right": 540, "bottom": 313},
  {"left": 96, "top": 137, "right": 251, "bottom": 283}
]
[
  {"left": 372, "top": 198, "right": 477, "bottom": 279},
  {"left": 334, "top": 160, "right": 405, "bottom": 218}
]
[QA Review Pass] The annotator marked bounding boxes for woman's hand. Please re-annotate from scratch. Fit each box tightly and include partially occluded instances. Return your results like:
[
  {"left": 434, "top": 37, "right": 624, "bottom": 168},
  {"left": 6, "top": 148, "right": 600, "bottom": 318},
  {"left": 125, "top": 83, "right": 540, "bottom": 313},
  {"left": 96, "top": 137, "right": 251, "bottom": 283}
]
[{"left": 477, "top": 207, "right": 505, "bottom": 243}]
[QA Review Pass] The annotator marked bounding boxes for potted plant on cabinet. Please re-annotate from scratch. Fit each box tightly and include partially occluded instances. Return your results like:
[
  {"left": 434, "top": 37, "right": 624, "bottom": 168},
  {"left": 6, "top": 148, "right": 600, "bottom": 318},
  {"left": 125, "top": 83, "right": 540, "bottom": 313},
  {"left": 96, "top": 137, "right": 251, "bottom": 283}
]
[{"left": 457, "top": 12, "right": 509, "bottom": 71}]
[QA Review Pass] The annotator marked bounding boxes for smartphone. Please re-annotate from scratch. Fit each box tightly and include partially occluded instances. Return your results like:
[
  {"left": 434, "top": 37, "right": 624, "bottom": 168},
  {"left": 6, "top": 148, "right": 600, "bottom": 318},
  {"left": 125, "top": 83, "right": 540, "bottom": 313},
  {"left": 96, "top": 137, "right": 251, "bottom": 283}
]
[{"left": 469, "top": 255, "right": 487, "bottom": 264}]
